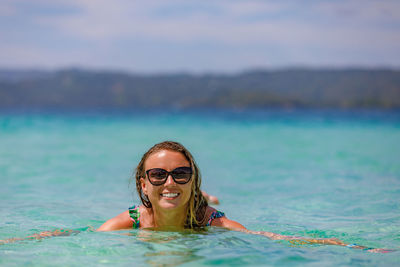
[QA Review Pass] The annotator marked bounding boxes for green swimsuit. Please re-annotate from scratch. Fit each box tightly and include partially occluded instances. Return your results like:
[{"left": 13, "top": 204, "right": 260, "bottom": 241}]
[{"left": 128, "top": 205, "right": 225, "bottom": 228}]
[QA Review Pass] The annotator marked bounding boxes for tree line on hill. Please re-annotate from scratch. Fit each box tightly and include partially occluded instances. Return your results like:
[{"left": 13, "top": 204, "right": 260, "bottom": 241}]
[{"left": 0, "top": 68, "right": 399, "bottom": 111}]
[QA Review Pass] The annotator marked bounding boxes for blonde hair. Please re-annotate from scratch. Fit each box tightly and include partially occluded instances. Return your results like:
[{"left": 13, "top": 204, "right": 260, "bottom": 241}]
[{"left": 134, "top": 141, "right": 208, "bottom": 228}]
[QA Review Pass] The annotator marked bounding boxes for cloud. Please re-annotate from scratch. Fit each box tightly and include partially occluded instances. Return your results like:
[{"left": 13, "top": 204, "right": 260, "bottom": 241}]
[
  {"left": 0, "top": 0, "right": 399, "bottom": 71},
  {"left": 0, "top": 2, "right": 16, "bottom": 16},
  {"left": 315, "top": 0, "right": 400, "bottom": 22},
  {"left": 30, "top": 1, "right": 399, "bottom": 43}
]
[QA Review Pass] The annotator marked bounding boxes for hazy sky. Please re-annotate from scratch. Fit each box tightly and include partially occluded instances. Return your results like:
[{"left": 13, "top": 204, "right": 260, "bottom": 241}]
[{"left": 1, "top": 0, "right": 400, "bottom": 73}]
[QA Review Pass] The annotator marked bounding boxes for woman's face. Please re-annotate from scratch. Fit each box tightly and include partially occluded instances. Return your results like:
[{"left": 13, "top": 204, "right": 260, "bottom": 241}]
[{"left": 141, "top": 150, "right": 193, "bottom": 211}]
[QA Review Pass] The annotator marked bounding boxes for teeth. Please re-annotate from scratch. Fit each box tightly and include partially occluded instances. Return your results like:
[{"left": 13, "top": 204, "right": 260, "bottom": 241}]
[{"left": 162, "top": 193, "right": 179, "bottom": 198}]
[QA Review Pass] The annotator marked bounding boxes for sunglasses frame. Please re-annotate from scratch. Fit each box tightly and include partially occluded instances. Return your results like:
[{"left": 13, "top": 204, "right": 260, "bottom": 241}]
[{"left": 145, "top": 166, "right": 193, "bottom": 186}]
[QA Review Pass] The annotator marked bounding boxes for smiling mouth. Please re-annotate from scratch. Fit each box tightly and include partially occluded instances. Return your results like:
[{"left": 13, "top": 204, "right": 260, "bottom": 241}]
[{"left": 161, "top": 193, "right": 180, "bottom": 198}]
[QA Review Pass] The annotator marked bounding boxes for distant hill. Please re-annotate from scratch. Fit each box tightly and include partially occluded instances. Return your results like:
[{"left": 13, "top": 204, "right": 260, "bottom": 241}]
[{"left": 0, "top": 68, "right": 399, "bottom": 110}]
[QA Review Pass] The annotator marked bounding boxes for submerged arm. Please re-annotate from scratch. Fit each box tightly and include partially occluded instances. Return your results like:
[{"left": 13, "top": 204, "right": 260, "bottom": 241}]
[
  {"left": 212, "top": 217, "right": 393, "bottom": 253},
  {"left": 1, "top": 228, "right": 83, "bottom": 244},
  {"left": 1, "top": 210, "right": 132, "bottom": 244},
  {"left": 245, "top": 230, "right": 392, "bottom": 253}
]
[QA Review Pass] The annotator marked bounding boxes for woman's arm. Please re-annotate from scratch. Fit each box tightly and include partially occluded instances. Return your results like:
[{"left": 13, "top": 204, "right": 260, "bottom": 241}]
[
  {"left": 1, "top": 211, "right": 132, "bottom": 244},
  {"left": 211, "top": 217, "right": 393, "bottom": 253},
  {"left": 1, "top": 228, "right": 82, "bottom": 244}
]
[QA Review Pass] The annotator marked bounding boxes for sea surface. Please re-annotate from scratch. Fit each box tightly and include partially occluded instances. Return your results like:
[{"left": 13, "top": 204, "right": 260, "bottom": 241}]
[{"left": 1, "top": 110, "right": 399, "bottom": 266}]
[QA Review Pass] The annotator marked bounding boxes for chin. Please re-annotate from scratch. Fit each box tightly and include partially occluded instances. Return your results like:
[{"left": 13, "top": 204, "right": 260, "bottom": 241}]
[
  {"left": 159, "top": 201, "right": 181, "bottom": 210},
  {"left": 159, "top": 198, "right": 191, "bottom": 210}
]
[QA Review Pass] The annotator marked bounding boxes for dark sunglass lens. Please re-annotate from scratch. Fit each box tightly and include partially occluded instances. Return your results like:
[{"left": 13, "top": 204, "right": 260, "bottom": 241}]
[
  {"left": 148, "top": 169, "right": 167, "bottom": 180},
  {"left": 172, "top": 167, "right": 192, "bottom": 183}
]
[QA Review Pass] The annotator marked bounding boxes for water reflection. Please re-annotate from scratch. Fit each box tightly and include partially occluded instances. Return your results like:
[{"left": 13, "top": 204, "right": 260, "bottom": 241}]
[
  {"left": 122, "top": 227, "right": 253, "bottom": 266},
  {"left": 144, "top": 250, "right": 203, "bottom": 267},
  {"left": 135, "top": 229, "right": 207, "bottom": 266}
]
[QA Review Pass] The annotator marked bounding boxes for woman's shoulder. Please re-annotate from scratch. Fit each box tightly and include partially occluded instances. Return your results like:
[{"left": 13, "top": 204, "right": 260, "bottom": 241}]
[
  {"left": 204, "top": 206, "right": 225, "bottom": 225},
  {"left": 205, "top": 206, "right": 246, "bottom": 230},
  {"left": 97, "top": 204, "right": 146, "bottom": 232},
  {"left": 97, "top": 209, "right": 133, "bottom": 231}
]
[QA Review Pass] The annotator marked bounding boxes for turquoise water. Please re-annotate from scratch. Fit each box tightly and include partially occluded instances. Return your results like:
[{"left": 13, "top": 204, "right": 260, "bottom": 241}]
[{"left": 1, "top": 110, "right": 400, "bottom": 266}]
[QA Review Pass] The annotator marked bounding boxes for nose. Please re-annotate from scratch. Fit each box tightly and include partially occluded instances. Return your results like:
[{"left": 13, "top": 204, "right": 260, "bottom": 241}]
[{"left": 164, "top": 174, "right": 176, "bottom": 185}]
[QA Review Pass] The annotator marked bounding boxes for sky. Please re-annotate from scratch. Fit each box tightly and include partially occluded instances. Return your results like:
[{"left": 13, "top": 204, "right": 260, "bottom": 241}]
[{"left": 1, "top": 0, "right": 400, "bottom": 73}]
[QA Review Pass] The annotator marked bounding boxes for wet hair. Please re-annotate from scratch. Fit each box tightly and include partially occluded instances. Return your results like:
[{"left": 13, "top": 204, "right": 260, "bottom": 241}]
[{"left": 134, "top": 141, "right": 208, "bottom": 228}]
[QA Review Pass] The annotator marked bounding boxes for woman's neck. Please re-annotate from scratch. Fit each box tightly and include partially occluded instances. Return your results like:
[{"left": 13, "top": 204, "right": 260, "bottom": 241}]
[{"left": 151, "top": 206, "right": 188, "bottom": 229}]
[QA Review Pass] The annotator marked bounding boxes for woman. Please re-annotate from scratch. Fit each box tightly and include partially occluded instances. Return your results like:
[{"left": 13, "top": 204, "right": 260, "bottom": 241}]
[
  {"left": 98, "top": 140, "right": 236, "bottom": 231},
  {"left": 96, "top": 141, "right": 389, "bottom": 253},
  {"left": 1, "top": 141, "right": 391, "bottom": 252}
]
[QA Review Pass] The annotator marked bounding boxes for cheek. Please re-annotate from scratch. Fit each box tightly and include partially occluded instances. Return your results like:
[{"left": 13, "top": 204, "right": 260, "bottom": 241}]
[
  {"left": 142, "top": 179, "right": 158, "bottom": 197},
  {"left": 183, "top": 182, "right": 194, "bottom": 197},
  {"left": 145, "top": 184, "right": 157, "bottom": 196}
]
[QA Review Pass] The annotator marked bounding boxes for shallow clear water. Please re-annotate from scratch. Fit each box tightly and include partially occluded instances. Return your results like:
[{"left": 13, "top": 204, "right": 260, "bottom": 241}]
[{"left": 1, "top": 110, "right": 400, "bottom": 266}]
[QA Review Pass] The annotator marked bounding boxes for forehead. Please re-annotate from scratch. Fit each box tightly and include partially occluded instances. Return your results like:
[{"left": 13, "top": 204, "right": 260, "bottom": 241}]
[{"left": 145, "top": 150, "right": 190, "bottom": 170}]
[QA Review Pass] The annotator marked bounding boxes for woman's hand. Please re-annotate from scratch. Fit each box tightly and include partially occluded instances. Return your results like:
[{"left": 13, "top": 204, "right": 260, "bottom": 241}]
[
  {"left": 365, "top": 248, "right": 394, "bottom": 253},
  {"left": 201, "top": 191, "right": 220, "bottom": 205}
]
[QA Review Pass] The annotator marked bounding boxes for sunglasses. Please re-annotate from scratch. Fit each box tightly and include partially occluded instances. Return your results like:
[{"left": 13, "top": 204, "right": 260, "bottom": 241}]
[{"left": 145, "top": 167, "right": 192, "bottom": 186}]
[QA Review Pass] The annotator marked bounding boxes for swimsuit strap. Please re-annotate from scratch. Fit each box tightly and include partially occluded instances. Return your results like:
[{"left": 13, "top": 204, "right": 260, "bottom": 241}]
[
  {"left": 128, "top": 205, "right": 140, "bottom": 229},
  {"left": 206, "top": 210, "right": 225, "bottom": 226}
]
